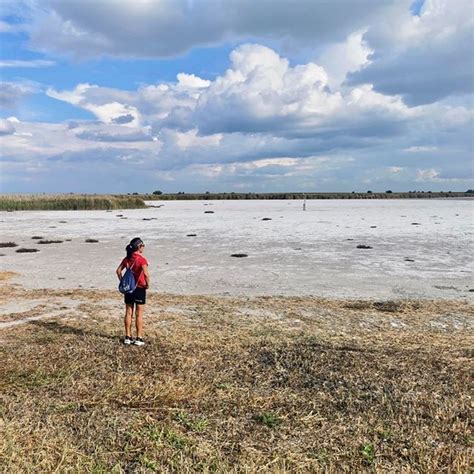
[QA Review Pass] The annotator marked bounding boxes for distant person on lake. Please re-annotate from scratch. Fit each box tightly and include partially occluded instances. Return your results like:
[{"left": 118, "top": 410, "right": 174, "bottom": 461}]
[{"left": 116, "top": 237, "right": 150, "bottom": 346}]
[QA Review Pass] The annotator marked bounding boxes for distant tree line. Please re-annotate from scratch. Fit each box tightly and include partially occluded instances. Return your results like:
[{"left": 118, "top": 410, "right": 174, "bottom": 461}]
[{"left": 141, "top": 191, "right": 473, "bottom": 201}]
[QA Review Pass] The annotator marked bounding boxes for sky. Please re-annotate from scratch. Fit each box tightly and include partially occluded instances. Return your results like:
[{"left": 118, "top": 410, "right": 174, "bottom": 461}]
[{"left": 0, "top": 0, "right": 473, "bottom": 193}]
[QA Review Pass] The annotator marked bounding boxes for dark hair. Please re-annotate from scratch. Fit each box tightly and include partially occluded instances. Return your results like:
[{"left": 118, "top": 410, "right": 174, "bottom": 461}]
[{"left": 126, "top": 237, "right": 144, "bottom": 258}]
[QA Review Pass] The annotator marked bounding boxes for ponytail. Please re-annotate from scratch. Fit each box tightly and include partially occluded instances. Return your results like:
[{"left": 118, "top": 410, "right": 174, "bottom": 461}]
[{"left": 125, "top": 244, "right": 134, "bottom": 259}]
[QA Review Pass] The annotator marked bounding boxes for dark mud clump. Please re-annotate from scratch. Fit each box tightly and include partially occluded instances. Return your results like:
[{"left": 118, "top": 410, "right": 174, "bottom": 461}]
[
  {"left": 262, "top": 218, "right": 272, "bottom": 221},
  {"left": 204, "top": 211, "right": 215, "bottom": 214},
  {"left": 16, "top": 248, "right": 40, "bottom": 253},
  {"left": 373, "top": 301, "right": 402, "bottom": 313},
  {"left": 85, "top": 239, "right": 99, "bottom": 243},
  {"left": 404, "top": 258, "right": 415, "bottom": 262},
  {"left": 356, "top": 245, "right": 372, "bottom": 249},
  {"left": 38, "top": 240, "right": 63, "bottom": 244},
  {"left": 0, "top": 242, "right": 18, "bottom": 248},
  {"left": 31, "top": 236, "right": 43, "bottom": 240},
  {"left": 231, "top": 253, "right": 248, "bottom": 258},
  {"left": 187, "top": 234, "right": 197, "bottom": 237}
]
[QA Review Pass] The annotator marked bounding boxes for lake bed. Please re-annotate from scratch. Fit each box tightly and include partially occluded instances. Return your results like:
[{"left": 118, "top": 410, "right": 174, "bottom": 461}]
[{"left": 1, "top": 199, "right": 472, "bottom": 299}]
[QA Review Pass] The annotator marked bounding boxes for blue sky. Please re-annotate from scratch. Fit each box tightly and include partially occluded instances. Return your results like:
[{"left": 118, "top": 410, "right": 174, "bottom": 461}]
[{"left": 0, "top": 0, "right": 473, "bottom": 193}]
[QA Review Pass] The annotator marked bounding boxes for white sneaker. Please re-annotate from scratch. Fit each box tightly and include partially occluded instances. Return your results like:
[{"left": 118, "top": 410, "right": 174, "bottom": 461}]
[
  {"left": 133, "top": 337, "right": 145, "bottom": 346},
  {"left": 123, "top": 336, "right": 133, "bottom": 345}
]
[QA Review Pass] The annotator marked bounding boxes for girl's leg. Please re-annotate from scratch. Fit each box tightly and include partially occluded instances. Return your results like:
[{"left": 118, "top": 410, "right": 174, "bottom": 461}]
[
  {"left": 135, "top": 304, "right": 144, "bottom": 338},
  {"left": 124, "top": 304, "right": 134, "bottom": 337}
]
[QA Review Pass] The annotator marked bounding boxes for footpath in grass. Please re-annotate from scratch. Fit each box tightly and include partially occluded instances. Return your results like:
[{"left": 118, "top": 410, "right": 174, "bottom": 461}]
[{"left": 0, "top": 286, "right": 472, "bottom": 472}]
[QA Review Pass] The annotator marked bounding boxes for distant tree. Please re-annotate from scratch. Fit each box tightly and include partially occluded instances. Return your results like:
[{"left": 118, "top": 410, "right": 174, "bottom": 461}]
[
  {"left": 205, "top": 191, "right": 210, "bottom": 194},
  {"left": 466, "top": 189, "right": 474, "bottom": 193},
  {"left": 367, "top": 190, "right": 373, "bottom": 194},
  {"left": 132, "top": 192, "right": 138, "bottom": 195},
  {"left": 152, "top": 190, "right": 163, "bottom": 195},
  {"left": 386, "top": 190, "right": 393, "bottom": 194}
]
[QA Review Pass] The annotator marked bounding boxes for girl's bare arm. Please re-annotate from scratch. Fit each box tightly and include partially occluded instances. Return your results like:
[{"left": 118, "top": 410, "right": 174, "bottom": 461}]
[
  {"left": 142, "top": 264, "right": 150, "bottom": 289},
  {"left": 116, "top": 263, "right": 124, "bottom": 281}
]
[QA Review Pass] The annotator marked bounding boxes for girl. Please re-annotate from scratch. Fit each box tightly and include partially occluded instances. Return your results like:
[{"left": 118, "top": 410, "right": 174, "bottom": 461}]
[{"left": 116, "top": 237, "right": 150, "bottom": 346}]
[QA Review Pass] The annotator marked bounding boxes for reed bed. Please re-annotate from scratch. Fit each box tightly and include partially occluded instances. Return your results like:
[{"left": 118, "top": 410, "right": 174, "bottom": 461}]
[
  {"left": 0, "top": 194, "right": 146, "bottom": 211},
  {"left": 143, "top": 191, "right": 471, "bottom": 201},
  {"left": 1, "top": 282, "right": 472, "bottom": 472}
]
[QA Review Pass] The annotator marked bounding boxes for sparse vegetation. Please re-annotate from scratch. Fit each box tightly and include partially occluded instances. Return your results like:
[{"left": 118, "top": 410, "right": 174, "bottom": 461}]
[
  {"left": 0, "top": 285, "right": 471, "bottom": 472},
  {"left": 38, "top": 240, "right": 63, "bottom": 244},
  {"left": 1, "top": 192, "right": 471, "bottom": 210},
  {"left": 15, "top": 248, "right": 40, "bottom": 253},
  {"left": 0, "top": 194, "right": 147, "bottom": 211},
  {"left": 0, "top": 242, "right": 18, "bottom": 247},
  {"left": 142, "top": 191, "right": 472, "bottom": 201}
]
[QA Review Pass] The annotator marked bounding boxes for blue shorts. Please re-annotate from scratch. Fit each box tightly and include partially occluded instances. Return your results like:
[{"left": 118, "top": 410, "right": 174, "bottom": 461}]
[{"left": 124, "top": 287, "right": 146, "bottom": 305}]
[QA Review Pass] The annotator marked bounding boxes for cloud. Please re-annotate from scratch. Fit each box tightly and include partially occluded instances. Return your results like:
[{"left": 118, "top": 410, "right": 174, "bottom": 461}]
[
  {"left": 47, "top": 84, "right": 141, "bottom": 125},
  {"left": 112, "top": 114, "right": 135, "bottom": 125},
  {"left": 0, "top": 82, "right": 36, "bottom": 109},
  {"left": 349, "top": 0, "right": 474, "bottom": 104},
  {"left": 0, "top": 59, "right": 55, "bottom": 68},
  {"left": 416, "top": 168, "right": 439, "bottom": 181},
  {"left": 76, "top": 129, "right": 154, "bottom": 143},
  {"left": 2, "top": 39, "right": 473, "bottom": 192},
  {"left": 24, "top": 0, "right": 397, "bottom": 59},
  {"left": 0, "top": 119, "right": 16, "bottom": 136},
  {"left": 319, "top": 30, "right": 373, "bottom": 90},
  {"left": 403, "top": 146, "right": 438, "bottom": 153}
]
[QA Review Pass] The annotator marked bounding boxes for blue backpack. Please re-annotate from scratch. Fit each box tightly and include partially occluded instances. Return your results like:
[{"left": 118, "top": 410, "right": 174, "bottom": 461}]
[{"left": 119, "top": 260, "right": 138, "bottom": 294}]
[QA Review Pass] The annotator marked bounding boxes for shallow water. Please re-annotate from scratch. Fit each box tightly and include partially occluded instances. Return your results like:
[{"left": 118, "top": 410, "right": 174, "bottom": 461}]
[{"left": 1, "top": 199, "right": 473, "bottom": 299}]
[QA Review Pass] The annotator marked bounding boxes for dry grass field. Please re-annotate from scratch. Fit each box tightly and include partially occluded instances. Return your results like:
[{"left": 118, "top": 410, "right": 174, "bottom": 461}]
[{"left": 0, "top": 274, "right": 472, "bottom": 472}]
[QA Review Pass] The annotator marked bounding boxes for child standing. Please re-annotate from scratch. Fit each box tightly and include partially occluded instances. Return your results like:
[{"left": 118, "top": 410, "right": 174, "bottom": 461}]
[{"left": 116, "top": 237, "right": 150, "bottom": 346}]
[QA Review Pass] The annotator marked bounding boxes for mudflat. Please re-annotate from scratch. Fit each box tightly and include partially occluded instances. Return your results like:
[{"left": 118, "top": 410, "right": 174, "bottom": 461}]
[{"left": 0, "top": 199, "right": 473, "bottom": 299}]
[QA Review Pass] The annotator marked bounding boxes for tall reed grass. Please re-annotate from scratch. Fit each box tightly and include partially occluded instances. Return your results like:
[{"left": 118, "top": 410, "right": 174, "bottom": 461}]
[{"left": 0, "top": 194, "right": 147, "bottom": 211}]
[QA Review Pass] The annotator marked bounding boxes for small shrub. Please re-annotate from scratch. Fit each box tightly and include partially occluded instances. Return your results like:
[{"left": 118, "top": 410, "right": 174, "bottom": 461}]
[
  {"left": 0, "top": 242, "right": 18, "bottom": 248},
  {"left": 361, "top": 443, "right": 375, "bottom": 465},
  {"left": 38, "top": 240, "right": 63, "bottom": 244},
  {"left": 174, "top": 411, "right": 208, "bottom": 432},
  {"left": 31, "top": 236, "right": 43, "bottom": 239},
  {"left": 16, "top": 248, "right": 39, "bottom": 253},
  {"left": 85, "top": 239, "right": 99, "bottom": 243},
  {"left": 253, "top": 412, "right": 282, "bottom": 428}
]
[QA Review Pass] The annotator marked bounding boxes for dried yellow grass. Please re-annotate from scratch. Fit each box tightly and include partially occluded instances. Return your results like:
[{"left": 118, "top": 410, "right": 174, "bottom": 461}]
[{"left": 0, "top": 285, "right": 472, "bottom": 472}]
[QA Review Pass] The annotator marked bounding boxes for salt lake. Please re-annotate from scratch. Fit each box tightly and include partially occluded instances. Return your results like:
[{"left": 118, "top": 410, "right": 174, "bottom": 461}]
[{"left": 1, "top": 199, "right": 473, "bottom": 299}]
